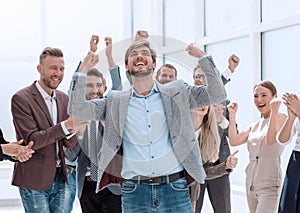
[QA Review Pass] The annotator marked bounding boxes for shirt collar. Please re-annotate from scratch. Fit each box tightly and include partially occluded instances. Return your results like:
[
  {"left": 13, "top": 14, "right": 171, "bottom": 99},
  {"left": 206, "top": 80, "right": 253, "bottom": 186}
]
[
  {"left": 131, "top": 81, "right": 159, "bottom": 97},
  {"left": 35, "top": 81, "right": 56, "bottom": 100}
]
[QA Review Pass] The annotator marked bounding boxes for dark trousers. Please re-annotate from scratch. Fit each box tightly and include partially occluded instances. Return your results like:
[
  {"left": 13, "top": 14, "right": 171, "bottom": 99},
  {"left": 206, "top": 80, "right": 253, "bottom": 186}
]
[
  {"left": 278, "top": 150, "right": 300, "bottom": 213},
  {"left": 195, "top": 174, "right": 231, "bottom": 213},
  {"left": 79, "top": 179, "right": 121, "bottom": 213}
]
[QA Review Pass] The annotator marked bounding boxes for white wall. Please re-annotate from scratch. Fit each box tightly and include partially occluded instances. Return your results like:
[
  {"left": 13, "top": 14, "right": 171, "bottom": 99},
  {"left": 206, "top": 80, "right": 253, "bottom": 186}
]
[{"left": 0, "top": 0, "right": 129, "bottom": 201}]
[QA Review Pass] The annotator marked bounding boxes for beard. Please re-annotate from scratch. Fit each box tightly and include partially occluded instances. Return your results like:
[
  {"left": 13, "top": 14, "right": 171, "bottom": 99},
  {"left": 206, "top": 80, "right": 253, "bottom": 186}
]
[
  {"left": 42, "top": 76, "right": 62, "bottom": 90},
  {"left": 86, "top": 93, "right": 102, "bottom": 100},
  {"left": 128, "top": 67, "right": 153, "bottom": 78}
]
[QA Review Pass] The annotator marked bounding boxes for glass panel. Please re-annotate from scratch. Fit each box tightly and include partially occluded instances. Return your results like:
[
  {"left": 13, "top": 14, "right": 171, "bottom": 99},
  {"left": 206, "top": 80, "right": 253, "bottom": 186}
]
[
  {"left": 0, "top": 0, "right": 41, "bottom": 56},
  {"left": 262, "top": 0, "right": 300, "bottom": 21},
  {"left": 262, "top": 25, "right": 300, "bottom": 171},
  {"left": 132, "top": 0, "right": 159, "bottom": 37},
  {"left": 205, "top": 0, "right": 251, "bottom": 36},
  {"left": 162, "top": 51, "right": 197, "bottom": 85},
  {"left": 206, "top": 37, "right": 252, "bottom": 186},
  {"left": 47, "top": 0, "right": 124, "bottom": 57},
  {"left": 164, "top": 0, "right": 195, "bottom": 43}
]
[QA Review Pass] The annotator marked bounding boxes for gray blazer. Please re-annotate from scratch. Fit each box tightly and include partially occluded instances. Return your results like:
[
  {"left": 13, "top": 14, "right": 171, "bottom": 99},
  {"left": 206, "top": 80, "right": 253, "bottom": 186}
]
[
  {"left": 68, "top": 55, "right": 227, "bottom": 191},
  {"left": 65, "top": 66, "right": 122, "bottom": 197}
]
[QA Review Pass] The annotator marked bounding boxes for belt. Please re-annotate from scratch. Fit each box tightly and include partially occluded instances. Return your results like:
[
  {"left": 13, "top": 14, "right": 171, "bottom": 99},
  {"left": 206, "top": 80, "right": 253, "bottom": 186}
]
[
  {"left": 130, "top": 170, "right": 186, "bottom": 185},
  {"left": 85, "top": 175, "right": 97, "bottom": 182},
  {"left": 66, "top": 165, "right": 76, "bottom": 173},
  {"left": 203, "top": 159, "right": 220, "bottom": 168}
]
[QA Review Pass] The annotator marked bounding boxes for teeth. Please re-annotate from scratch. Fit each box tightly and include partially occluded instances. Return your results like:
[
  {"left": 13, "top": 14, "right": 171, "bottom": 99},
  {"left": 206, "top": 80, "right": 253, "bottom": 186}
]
[{"left": 136, "top": 62, "right": 145, "bottom": 66}]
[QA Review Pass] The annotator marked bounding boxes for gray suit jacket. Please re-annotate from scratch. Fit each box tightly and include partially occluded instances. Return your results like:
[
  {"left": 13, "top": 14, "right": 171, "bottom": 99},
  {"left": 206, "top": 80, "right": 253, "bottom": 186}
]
[
  {"left": 65, "top": 66, "right": 122, "bottom": 198},
  {"left": 68, "top": 55, "right": 227, "bottom": 191}
]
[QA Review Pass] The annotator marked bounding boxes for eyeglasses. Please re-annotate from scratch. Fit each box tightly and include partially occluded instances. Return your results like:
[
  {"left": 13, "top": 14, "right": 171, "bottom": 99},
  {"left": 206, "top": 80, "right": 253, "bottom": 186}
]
[{"left": 193, "top": 74, "right": 206, "bottom": 80}]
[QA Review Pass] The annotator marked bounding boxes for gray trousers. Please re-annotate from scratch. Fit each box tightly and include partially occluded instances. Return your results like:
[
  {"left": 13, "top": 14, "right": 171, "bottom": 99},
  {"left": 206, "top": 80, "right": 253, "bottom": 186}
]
[{"left": 195, "top": 174, "right": 231, "bottom": 213}]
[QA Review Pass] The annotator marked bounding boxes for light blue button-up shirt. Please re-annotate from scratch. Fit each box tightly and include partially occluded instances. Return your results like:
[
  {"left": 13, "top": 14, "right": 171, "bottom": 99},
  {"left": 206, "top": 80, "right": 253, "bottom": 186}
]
[{"left": 121, "top": 83, "right": 184, "bottom": 179}]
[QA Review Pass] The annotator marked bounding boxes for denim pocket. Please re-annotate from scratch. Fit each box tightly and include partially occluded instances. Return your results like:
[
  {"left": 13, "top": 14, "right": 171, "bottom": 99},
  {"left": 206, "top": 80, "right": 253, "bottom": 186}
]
[
  {"left": 170, "top": 178, "right": 188, "bottom": 191},
  {"left": 122, "top": 180, "right": 138, "bottom": 194}
]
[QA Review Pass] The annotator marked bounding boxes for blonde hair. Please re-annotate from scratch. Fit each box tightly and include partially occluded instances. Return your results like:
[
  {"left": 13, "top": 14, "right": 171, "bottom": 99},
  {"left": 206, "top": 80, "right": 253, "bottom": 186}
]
[{"left": 198, "top": 107, "right": 220, "bottom": 163}]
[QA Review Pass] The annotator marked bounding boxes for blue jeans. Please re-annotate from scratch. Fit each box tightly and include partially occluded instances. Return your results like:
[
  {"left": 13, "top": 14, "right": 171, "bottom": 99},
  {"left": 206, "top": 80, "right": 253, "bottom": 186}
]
[
  {"left": 19, "top": 167, "right": 66, "bottom": 213},
  {"left": 122, "top": 177, "right": 192, "bottom": 213},
  {"left": 64, "top": 167, "right": 77, "bottom": 213}
]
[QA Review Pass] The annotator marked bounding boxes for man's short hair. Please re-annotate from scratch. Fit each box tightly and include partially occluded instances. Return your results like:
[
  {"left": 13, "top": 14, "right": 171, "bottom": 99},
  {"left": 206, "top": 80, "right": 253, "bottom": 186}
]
[
  {"left": 39, "top": 47, "right": 63, "bottom": 64},
  {"left": 87, "top": 68, "right": 106, "bottom": 86},
  {"left": 124, "top": 39, "right": 156, "bottom": 65},
  {"left": 156, "top": 64, "right": 177, "bottom": 77}
]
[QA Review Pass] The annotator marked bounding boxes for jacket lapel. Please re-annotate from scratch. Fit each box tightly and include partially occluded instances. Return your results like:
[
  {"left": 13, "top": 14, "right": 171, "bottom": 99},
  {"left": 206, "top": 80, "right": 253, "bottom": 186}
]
[
  {"left": 56, "top": 93, "right": 63, "bottom": 123},
  {"left": 157, "top": 84, "right": 173, "bottom": 126},
  {"left": 31, "top": 83, "right": 53, "bottom": 126},
  {"left": 118, "top": 90, "right": 131, "bottom": 138}
]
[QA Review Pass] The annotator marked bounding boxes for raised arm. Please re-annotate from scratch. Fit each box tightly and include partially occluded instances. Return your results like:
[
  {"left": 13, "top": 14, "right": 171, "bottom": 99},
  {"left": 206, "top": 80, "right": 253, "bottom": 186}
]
[
  {"left": 278, "top": 93, "right": 299, "bottom": 143},
  {"left": 221, "top": 54, "right": 240, "bottom": 85},
  {"left": 68, "top": 51, "right": 107, "bottom": 121},
  {"left": 104, "top": 37, "right": 122, "bottom": 91},
  {"left": 89, "top": 35, "right": 99, "bottom": 53},
  {"left": 265, "top": 98, "right": 287, "bottom": 145},
  {"left": 104, "top": 37, "right": 117, "bottom": 69},
  {"left": 227, "top": 102, "right": 250, "bottom": 146},
  {"left": 191, "top": 107, "right": 207, "bottom": 131},
  {"left": 186, "top": 43, "right": 227, "bottom": 107}
]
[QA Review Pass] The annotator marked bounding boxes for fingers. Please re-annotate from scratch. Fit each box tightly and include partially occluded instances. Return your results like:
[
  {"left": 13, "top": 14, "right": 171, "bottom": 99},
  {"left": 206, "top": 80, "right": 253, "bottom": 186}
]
[
  {"left": 27, "top": 141, "right": 35, "bottom": 153},
  {"left": 90, "top": 35, "right": 99, "bottom": 53},
  {"left": 230, "top": 54, "right": 240, "bottom": 63},
  {"left": 135, "top": 30, "right": 149, "bottom": 41},
  {"left": 186, "top": 43, "right": 206, "bottom": 58},
  {"left": 13, "top": 139, "right": 23, "bottom": 145},
  {"left": 104, "top": 37, "right": 112, "bottom": 46},
  {"left": 227, "top": 102, "right": 238, "bottom": 111},
  {"left": 231, "top": 150, "right": 239, "bottom": 156},
  {"left": 91, "top": 35, "right": 99, "bottom": 45},
  {"left": 16, "top": 147, "right": 34, "bottom": 162},
  {"left": 226, "top": 150, "right": 239, "bottom": 169}
]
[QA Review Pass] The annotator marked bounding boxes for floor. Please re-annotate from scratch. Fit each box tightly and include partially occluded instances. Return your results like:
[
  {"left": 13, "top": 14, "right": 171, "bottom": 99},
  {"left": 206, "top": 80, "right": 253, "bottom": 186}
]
[{"left": 0, "top": 186, "right": 249, "bottom": 213}]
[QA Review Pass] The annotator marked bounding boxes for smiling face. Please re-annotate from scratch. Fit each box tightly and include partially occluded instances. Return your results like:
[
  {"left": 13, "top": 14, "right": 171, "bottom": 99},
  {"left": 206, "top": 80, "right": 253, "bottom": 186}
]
[
  {"left": 156, "top": 65, "right": 177, "bottom": 84},
  {"left": 125, "top": 40, "right": 156, "bottom": 78},
  {"left": 86, "top": 75, "right": 106, "bottom": 100},
  {"left": 37, "top": 55, "right": 64, "bottom": 96},
  {"left": 253, "top": 85, "right": 276, "bottom": 118},
  {"left": 193, "top": 67, "right": 206, "bottom": 86},
  {"left": 126, "top": 46, "right": 156, "bottom": 77}
]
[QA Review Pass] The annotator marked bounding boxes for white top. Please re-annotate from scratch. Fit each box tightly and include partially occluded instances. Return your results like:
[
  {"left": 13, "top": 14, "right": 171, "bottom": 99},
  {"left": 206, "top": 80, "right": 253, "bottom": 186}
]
[{"left": 278, "top": 118, "right": 300, "bottom": 151}]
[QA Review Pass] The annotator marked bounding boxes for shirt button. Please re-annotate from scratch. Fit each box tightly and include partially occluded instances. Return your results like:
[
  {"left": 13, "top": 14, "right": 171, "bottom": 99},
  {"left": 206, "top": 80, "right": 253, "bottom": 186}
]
[
  {"left": 146, "top": 110, "right": 149, "bottom": 113},
  {"left": 151, "top": 156, "right": 154, "bottom": 159},
  {"left": 148, "top": 125, "right": 151, "bottom": 128}
]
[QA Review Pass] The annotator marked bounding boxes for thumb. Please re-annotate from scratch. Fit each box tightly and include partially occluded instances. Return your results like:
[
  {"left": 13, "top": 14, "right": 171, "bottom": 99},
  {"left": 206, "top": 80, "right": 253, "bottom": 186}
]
[
  {"left": 246, "top": 127, "right": 251, "bottom": 133},
  {"left": 14, "top": 139, "right": 23, "bottom": 145},
  {"left": 27, "top": 141, "right": 35, "bottom": 153}
]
